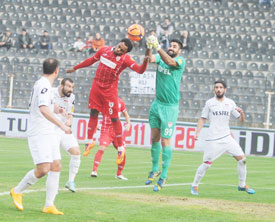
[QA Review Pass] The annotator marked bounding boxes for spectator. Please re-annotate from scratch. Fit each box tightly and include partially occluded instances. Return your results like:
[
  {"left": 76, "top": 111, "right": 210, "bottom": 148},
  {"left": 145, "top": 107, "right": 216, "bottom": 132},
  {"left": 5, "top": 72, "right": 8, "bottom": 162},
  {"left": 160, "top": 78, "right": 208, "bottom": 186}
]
[
  {"left": 91, "top": 33, "right": 105, "bottom": 53},
  {"left": 259, "top": 0, "right": 273, "bottom": 7},
  {"left": 37, "top": 30, "right": 52, "bottom": 52},
  {"left": 156, "top": 18, "right": 174, "bottom": 38},
  {"left": 159, "top": 30, "right": 170, "bottom": 51},
  {"left": 84, "top": 34, "right": 94, "bottom": 54},
  {"left": 18, "top": 28, "right": 33, "bottom": 49},
  {"left": 0, "top": 29, "right": 12, "bottom": 50},
  {"left": 180, "top": 31, "right": 191, "bottom": 53},
  {"left": 70, "top": 37, "right": 86, "bottom": 52}
]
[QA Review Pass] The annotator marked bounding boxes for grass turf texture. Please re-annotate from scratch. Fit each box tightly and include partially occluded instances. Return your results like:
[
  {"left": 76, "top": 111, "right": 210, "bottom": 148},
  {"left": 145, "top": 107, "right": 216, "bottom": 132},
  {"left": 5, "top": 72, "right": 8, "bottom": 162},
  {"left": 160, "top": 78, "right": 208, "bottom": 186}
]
[{"left": 0, "top": 137, "right": 275, "bottom": 222}]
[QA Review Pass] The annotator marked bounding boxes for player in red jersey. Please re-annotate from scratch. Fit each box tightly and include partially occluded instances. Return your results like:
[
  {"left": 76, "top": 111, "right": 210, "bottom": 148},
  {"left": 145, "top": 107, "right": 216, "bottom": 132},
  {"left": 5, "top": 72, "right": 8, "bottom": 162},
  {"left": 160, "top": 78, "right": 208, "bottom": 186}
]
[
  {"left": 67, "top": 39, "right": 149, "bottom": 164},
  {"left": 88, "top": 97, "right": 130, "bottom": 180}
]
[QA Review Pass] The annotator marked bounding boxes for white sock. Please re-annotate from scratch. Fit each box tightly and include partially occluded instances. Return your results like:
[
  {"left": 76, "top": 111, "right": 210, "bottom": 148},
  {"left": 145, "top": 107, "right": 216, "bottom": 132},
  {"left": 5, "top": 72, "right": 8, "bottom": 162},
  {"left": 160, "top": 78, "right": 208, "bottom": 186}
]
[
  {"left": 238, "top": 158, "right": 247, "bottom": 187},
  {"left": 118, "top": 146, "right": 124, "bottom": 152},
  {"left": 14, "top": 169, "right": 39, "bottom": 193},
  {"left": 45, "top": 171, "right": 60, "bottom": 207},
  {"left": 192, "top": 163, "right": 211, "bottom": 187},
  {"left": 69, "top": 155, "right": 81, "bottom": 182}
]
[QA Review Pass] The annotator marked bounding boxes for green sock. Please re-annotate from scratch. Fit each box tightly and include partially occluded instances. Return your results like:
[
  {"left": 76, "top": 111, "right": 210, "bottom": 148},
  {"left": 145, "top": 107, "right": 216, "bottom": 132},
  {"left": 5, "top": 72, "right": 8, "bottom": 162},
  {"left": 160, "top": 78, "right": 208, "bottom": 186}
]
[
  {"left": 161, "top": 146, "right": 172, "bottom": 179},
  {"left": 151, "top": 142, "right": 161, "bottom": 173}
]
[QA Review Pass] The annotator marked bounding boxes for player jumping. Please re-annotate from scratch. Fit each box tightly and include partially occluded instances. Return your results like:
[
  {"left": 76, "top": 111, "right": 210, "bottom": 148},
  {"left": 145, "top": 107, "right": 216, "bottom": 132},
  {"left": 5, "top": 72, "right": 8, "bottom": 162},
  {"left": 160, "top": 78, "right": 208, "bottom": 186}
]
[
  {"left": 66, "top": 39, "right": 149, "bottom": 165},
  {"left": 145, "top": 36, "right": 186, "bottom": 191}
]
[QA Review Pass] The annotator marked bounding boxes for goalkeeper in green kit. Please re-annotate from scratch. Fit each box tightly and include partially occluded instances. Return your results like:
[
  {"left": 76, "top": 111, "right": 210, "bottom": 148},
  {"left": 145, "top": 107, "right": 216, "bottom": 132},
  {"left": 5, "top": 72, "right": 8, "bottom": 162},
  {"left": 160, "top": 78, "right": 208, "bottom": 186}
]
[{"left": 145, "top": 35, "right": 186, "bottom": 191}]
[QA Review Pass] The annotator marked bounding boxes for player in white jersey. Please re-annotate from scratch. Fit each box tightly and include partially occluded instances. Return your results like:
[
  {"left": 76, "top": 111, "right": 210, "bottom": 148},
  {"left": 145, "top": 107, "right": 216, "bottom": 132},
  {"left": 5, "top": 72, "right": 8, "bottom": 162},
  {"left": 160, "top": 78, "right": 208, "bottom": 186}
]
[
  {"left": 52, "top": 77, "right": 80, "bottom": 192},
  {"left": 191, "top": 80, "right": 255, "bottom": 195},
  {"left": 10, "top": 58, "right": 72, "bottom": 215}
]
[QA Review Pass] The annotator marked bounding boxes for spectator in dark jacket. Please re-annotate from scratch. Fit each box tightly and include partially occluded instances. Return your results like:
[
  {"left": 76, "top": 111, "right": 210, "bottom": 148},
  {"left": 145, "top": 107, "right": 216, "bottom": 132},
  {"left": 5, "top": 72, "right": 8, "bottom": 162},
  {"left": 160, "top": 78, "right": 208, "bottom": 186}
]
[
  {"left": 18, "top": 28, "right": 33, "bottom": 49},
  {"left": 180, "top": 31, "right": 192, "bottom": 53},
  {"left": 37, "top": 30, "right": 51, "bottom": 52},
  {"left": 0, "top": 29, "right": 12, "bottom": 50}
]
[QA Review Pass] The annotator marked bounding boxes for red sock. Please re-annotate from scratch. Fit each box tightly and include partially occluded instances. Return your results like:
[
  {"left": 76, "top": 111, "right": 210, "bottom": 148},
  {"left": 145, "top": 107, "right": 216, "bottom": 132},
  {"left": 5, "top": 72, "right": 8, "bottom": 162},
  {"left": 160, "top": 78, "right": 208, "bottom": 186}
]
[
  {"left": 117, "top": 154, "right": 126, "bottom": 176},
  {"left": 88, "top": 115, "right": 98, "bottom": 140},
  {"left": 111, "top": 119, "right": 123, "bottom": 147},
  {"left": 93, "top": 150, "right": 104, "bottom": 171}
]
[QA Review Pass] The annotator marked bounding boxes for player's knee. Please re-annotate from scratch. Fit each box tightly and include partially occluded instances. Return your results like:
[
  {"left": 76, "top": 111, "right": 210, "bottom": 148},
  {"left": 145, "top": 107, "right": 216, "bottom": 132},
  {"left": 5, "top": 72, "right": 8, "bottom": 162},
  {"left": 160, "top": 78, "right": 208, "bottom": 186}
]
[
  {"left": 203, "top": 161, "right": 212, "bottom": 168},
  {"left": 37, "top": 166, "right": 51, "bottom": 177},
  {"left": 111, "top": 117, "right": 119, "bottom": 122},
  {"left": 69, "top": 147, "right": 80, "bottom": 155},
  {"left": 90, "top": 109, "right": 99, "bottom": 118},
  {"left": 238, "top": 158, "right": 246, "bottom": 165}
]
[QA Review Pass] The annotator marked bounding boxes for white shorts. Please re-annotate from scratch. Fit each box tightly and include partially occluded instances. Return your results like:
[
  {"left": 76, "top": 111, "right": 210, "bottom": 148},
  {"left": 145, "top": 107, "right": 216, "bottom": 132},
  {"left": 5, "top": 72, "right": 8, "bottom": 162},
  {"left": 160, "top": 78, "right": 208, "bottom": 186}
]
[
  {"left": 203, "top": 135, "right": 244, "bottom": 162},
  {"left": 60, "top": 133, "right": 79, "bottom": 152},
  {"left": 28, "top": 134, "right": 61, "bottom": 165}
]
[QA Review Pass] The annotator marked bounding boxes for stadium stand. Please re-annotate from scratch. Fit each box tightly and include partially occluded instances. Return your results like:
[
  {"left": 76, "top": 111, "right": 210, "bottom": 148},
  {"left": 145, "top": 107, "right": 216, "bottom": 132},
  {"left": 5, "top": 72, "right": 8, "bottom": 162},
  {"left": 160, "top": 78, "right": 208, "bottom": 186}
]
[{"left": 0, "top": 0, "right": 274, "bottom": 128}]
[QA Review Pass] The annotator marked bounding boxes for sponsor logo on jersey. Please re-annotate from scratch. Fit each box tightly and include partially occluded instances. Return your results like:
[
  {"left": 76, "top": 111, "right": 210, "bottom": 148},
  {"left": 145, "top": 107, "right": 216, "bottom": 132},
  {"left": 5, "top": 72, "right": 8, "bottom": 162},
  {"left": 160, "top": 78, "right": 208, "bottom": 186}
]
[
  {"left": 168, "top": 122, "right": 173, "bottom": 128},
  {"left": 100, "top": 56, "right": 117, "bottom": 69},
  {"left": 41, "top": 88, "right": 48, "bottom": 94},
  {"left": 178, "top": 58, "right": 183, "bottom": 64},
  {"left": 212, "top": 111, "right": 229, "bottom": 116},
  {"left": 157, "top": 65, "right": 172, "bottom": 75}
]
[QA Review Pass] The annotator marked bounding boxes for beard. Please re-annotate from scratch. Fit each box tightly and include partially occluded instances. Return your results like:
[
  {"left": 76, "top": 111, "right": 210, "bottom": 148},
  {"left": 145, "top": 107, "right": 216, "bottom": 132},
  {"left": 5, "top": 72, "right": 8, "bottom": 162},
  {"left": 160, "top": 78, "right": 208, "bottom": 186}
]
[
  {"left": 216, "top": 93, "right": 224, "bottom": 98},
  {"left": 62, "top": 88, "right": 71, "bottom": 97},
  {"left": 167, "top": 49, "right": 177, "bottom": 58}
]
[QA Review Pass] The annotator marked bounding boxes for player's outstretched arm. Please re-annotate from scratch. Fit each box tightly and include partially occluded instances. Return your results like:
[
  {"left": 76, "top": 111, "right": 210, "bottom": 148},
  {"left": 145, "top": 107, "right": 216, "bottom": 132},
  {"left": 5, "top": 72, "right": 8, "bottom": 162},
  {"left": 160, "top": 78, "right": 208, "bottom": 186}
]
[
  {"left": 195, "top": 118, "right": 206, "bottom": 140},
  {"left": 149, "top": 35, "right": 178, "bottom": 67}
]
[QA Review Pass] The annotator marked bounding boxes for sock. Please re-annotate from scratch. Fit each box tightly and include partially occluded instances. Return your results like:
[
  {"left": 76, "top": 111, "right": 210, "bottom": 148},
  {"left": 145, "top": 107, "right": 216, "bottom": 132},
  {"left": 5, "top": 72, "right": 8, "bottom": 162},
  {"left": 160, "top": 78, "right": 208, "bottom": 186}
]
[
  {"left": 93, "top": 150, "right": 104, "bottom": 171},
  {"left": 68, "top": 155, "right": 81, "bottom": 182},
  {"left": 192, "top": 162, "right": 211, "bottom": 187},
  {"left": 160, "top": 146, "right": 172, "bottom": 179},
  {"left": 238, "top": 158, "right": 247, "bottom": 187},
  {"left": 111, "top": 119, "right": 123, "bottom": 147},
  {"left": 45, "top": 171, "right": 60, "bottom": 208},
  {"left": 88, "top": 115, "right": 98, "bottom": 140},
  {"left": 117, "top": 154, "right": 126, "bottom": 176},
  {"left": 14, "top": 169, "right": 39, "bottom": 193},
  {"left": 151, "top": 142, "right": 161, "bottom": 173}
]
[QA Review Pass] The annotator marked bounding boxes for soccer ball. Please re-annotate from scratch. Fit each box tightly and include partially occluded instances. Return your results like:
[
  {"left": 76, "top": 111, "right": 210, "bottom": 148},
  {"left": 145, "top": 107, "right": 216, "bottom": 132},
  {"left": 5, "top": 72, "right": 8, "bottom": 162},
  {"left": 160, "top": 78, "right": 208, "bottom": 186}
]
[{"left": 127, "top": 24, "right": 145, "bottom": 42}]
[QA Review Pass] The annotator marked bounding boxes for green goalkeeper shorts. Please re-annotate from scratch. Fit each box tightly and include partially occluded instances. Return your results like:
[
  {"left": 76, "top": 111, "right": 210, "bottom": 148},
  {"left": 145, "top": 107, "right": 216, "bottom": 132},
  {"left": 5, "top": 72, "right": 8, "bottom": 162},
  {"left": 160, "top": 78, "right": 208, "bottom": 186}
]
[{"left": 149, "top": 100, "right": 179, "bottom": 139}]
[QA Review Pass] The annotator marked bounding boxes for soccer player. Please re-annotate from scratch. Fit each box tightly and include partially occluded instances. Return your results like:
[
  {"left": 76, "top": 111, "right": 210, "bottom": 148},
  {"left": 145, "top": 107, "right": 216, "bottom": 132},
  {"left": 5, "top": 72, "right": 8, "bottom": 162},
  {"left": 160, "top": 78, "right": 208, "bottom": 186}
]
[
  {"left": 89, "top": 97, "right": 131, "bottom": 180},
  {"left": 66, "top": 39, "right": 149, "bottom": 165},
  {"left": 144, "top": 36, "right": 186, "bottom": 191},
  {"left": 52, "top": 77, "right": 81, "bottom": 192},
  {"left": 10, "top": 58, "right": 72, "bottom": 215},
  {"left": 190, "top": 80, "right": 255, "bottom": 195}
]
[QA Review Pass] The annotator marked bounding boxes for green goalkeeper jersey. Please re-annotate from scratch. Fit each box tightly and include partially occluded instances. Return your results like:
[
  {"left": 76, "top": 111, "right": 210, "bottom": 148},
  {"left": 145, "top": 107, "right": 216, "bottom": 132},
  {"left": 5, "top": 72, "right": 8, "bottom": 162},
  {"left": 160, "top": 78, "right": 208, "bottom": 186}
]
[{"left": 155, "top": 54, "right": 186, "bottom": 105}]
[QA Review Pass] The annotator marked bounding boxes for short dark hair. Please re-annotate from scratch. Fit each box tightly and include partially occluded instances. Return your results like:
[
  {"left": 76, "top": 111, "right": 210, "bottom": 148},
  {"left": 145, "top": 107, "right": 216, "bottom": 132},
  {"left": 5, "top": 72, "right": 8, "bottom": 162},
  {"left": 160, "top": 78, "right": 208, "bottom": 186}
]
[
  {"left": 61, "top": 77, "right": 73, "bottom": 86},
  {"left": 120, "top": 38, "right": 133, "bottom": 52},
  {"left": 43, "top": 58, "right": 59, "bottom": 75},
  {"left": 170, "top": 39, "right": 183, "bottom": 49},
  {"left": 214, "top": 80, "right": 227, "bottom": 88}
]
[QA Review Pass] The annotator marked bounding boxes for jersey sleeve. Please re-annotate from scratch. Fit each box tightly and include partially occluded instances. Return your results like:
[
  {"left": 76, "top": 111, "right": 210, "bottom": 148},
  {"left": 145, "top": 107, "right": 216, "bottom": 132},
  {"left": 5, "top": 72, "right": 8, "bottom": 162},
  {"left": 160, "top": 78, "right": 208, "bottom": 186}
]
[
  {"left": 174, "top": 57, "right": 186, "bottom": 70},
  {"left": 231, "top": 100, "right": 241, "bottom": 119},
  {"left": 201, "top": 101, "right": 210, "bottom": 119},
  {"left": 37, "top": 85, "right": 52, "bottom": 107},
  {"left": 119, "top": 98, "right": 127, "bottom": 113}
]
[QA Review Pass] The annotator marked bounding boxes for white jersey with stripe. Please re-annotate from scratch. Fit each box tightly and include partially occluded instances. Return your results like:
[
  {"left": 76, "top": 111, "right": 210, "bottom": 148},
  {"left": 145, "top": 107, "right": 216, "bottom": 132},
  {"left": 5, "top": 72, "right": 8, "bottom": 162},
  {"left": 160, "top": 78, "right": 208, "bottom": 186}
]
[
  {"left": 28, "top": 76, "right": 54, "bottom": 136},
  {"left": 201, "top": 96, "right": 240, "bottom": 141},
  {"left": 52, "top": 87, "right": 75, "bottom": 124}
]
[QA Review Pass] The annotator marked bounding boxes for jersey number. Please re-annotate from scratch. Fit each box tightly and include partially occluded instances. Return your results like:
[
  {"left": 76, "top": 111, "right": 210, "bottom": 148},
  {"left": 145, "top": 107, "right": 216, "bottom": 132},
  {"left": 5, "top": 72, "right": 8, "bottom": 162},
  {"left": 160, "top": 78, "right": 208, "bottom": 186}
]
[{"left": 164, "top": 128, "right": 173, "bottom": 137}]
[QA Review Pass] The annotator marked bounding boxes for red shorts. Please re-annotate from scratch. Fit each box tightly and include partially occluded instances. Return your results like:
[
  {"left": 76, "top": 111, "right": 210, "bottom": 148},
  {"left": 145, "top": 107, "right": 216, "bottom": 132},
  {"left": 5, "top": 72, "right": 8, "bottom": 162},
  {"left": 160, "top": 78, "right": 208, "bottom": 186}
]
[
  {"left": 99, "top": 129, "right": 125, "bottom": 148},
  {"left": 89, "top": 81, "right": 119, "bottom": 118}
]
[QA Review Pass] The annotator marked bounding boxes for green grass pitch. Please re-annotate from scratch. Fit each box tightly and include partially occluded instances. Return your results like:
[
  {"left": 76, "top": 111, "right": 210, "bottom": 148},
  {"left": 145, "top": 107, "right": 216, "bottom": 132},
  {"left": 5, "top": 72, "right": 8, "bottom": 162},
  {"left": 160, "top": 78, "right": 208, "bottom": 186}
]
[{"left": 0, "top": 137, "right": 275, "bottom": 222}]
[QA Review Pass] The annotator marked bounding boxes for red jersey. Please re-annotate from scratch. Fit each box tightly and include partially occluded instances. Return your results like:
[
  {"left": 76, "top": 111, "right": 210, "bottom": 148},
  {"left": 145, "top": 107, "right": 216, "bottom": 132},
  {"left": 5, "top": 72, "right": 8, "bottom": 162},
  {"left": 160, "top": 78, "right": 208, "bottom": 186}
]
[
  {"left": 101, "top": 97, "right": 126, "bottom": 133},
  {"left": 74, "top": 46, "right": 146, "bottom": 89}
]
